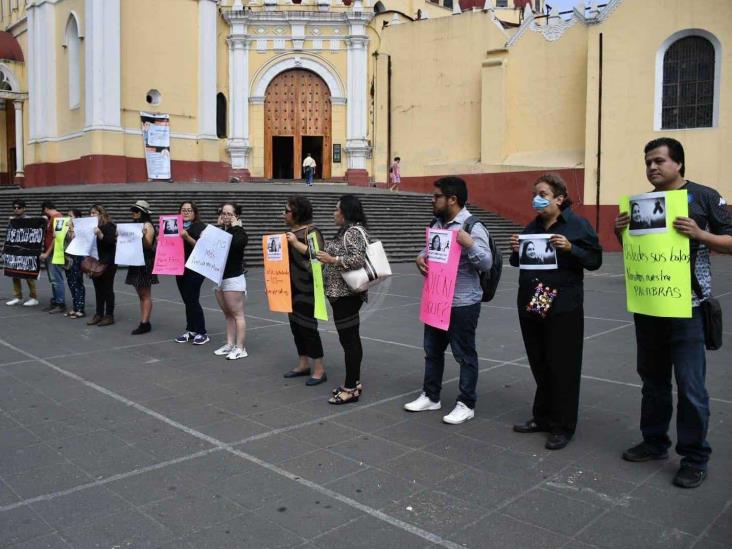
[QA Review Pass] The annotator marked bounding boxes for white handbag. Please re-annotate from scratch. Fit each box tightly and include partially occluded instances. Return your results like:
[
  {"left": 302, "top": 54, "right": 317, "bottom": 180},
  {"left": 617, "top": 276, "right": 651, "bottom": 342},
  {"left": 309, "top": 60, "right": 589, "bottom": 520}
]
[{"left": 341, "top": 226, "right": 392, "bottom": 293}]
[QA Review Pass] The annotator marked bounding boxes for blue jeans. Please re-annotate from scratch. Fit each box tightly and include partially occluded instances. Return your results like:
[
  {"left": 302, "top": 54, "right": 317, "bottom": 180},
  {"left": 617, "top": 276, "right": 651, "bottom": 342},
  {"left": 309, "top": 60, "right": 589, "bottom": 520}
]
[
  {"left": 305, "top": 167, "right": 314, "bottom": 185},
  {"left": 46, "top": 260, "right": 66, "bottom": 307},
  {"left": 423, "top": 302, "right": 481, "bottom": 409},
  {"left": 634, "top": 309, "right": 711, "bottom": 470}
]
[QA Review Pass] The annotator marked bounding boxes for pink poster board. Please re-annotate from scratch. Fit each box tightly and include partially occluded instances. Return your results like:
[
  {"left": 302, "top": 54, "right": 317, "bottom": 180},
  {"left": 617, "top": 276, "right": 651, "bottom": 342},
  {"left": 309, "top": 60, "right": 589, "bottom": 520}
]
[
  {"left": 152, "top": 215, "right": 185, "bottom": 275},
  {"left": 419, "top": 228, "right": 461, "bottom": 331}
]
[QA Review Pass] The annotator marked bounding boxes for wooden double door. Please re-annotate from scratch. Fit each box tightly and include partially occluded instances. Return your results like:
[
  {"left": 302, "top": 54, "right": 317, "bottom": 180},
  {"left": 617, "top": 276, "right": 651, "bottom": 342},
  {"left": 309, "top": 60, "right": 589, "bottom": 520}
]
[{"left": 264, "top": 69, "right": 331, "bottom": 180}]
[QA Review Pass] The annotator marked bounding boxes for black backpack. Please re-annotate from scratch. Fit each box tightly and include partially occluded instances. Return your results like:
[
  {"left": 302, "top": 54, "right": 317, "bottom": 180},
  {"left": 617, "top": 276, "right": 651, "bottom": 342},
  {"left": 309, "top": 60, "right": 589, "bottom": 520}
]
[{"left": 430, "top": 215, "right": 503, "bottom": 302}]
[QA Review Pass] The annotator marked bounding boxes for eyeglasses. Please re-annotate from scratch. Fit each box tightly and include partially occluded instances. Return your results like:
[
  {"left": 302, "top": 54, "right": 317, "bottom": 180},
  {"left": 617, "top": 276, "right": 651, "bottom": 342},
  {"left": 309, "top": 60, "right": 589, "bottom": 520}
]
[
  {"left": 180, "top": 209, "right": 193, "bottom": 213},
  {"left": 284, "top": 208, "right": 292, "bottom": 214},
  {"left": 432, "top": 193, "right": 446, "bottom": 200},
  {"left": 13, "top": 206, "right": 24, "bottom": 209}
]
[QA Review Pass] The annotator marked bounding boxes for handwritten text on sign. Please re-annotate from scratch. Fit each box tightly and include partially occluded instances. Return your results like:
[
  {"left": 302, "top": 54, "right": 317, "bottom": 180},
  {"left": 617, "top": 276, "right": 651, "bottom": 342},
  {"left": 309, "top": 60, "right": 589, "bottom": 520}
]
[
  {"left": 185, "top": 225, "right": 232, "bottom": 286},
  {"left": 262, "top": 234, "right": 292, "bottom": 313},
  {"left": 153, "top": 215, "right": 185, "bottom": 275},
  {"left": 620, "top": 189, "right": 691, "bottom": 318},
  {"left": 420, "top": 228, "right": 461, "bottom": 331}
]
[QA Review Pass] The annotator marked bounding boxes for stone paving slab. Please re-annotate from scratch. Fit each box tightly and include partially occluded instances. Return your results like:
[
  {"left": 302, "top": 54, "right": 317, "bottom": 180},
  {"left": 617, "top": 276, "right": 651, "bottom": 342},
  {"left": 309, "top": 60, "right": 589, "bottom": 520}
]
[{"left": 0, "top": 255, "right": 731, "bottom": 548}]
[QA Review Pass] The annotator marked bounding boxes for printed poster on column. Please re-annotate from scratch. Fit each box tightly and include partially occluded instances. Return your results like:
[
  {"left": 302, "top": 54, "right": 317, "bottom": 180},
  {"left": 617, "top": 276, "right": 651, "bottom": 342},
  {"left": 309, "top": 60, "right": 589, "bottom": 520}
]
[
  {"left": 185, "top": 225, "right": 232, "bottom": 286},
  {"left": 620, "top": 189, "right": 691, "bottom": 318},
  {"left": 51, "top": 217, "right": 71, "bottom": 265},
  {"left": 2, "top": 217, "right": 46, "bottom": 279},
  {"left": 141, "top": 112, "right": 171, "bottom": 180},
  {"left": 262, "top": 234, "right": 292, "bottom": 313},
  {"left": 65, "top": 217, "right": 99, "bottom": 259},
  {"left": 307, "top": 231, "right": 328, "bottom": 321},
  {"left": 153, "top": 215, "right": 185, "bottom": 275},
  {"left": 115, "top": 223, "right": 145, "bottom": 266},
  {"left": 420, "top": 228, "right": 461, "bottom": 331}
]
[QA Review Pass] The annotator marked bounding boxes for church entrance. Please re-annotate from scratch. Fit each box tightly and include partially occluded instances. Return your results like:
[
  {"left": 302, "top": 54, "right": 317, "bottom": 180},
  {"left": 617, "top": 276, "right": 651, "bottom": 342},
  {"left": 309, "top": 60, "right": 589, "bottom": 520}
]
[{"left": 264, "top": 69, "right": 331, "bottom": 180}]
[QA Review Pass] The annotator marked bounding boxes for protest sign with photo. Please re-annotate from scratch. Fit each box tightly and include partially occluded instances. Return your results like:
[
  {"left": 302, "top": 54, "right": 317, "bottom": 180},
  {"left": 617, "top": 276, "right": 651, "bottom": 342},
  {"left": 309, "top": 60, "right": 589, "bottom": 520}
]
[
  {"left": 262, "top": 234, "right": 292, "bottom": 313},
  {"left": 153, "top": 215, "right": 185, "bottom": 275}
]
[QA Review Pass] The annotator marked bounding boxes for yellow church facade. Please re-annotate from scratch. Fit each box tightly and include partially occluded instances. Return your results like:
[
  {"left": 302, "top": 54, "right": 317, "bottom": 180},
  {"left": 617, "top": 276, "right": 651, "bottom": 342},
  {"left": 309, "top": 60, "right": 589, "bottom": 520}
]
[{"left": 0, "top": 0, "right": 729, "bottom": 244}]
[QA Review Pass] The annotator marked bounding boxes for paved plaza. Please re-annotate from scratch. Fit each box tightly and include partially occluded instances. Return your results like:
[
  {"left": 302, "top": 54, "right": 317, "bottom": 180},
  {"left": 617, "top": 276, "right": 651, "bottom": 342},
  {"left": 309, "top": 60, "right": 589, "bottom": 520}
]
[{"left": 1, "top": 255, "right": 731, "bottom": 549}]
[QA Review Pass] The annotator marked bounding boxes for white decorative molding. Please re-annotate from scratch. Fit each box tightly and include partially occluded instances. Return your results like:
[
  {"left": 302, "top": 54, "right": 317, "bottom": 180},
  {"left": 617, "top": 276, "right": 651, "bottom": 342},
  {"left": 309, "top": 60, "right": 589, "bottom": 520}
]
[
  {"left": 653, "top": 28, "right": 721, "bottom": 130},
  {"left": 256, "top": 38, "right": 268, "bottom": 51},
  {"left": 13, "top": 100, "right": 23, "bottom": 176},
  {"left": 592, "top": 0, "right": 622, "bottom": 23},
  {"left": 198, "top": 0, "right": 218, "bottom": 140},
  {"left": 64, "top": 14, "right": 81, "bottom": 110},
  {"left": 531, "top": 10, "right": 578, "bottom": 41},
  {"left": 345, "top": 33, "right": 369, "bottom": 169},
  {"left": 329, "top": 38, "right": 340, "bottom": 51},
  {"left": 251, "top": 53, "right": 346, "bottom": 100},
  {"left": 84, "top": 0, "right": 121, "bottom": 132},
  {"left": 273, "top": 38, "right": 286, "bottom": 50},
  {"left": 312, "top": 38, "right": 322, "bottom": 50},
  {"left": 0, "top": 62, "right": 21, "bottom": 92},
  {"left": 228, "top": 36, "right": 251, "bottom": 170}
]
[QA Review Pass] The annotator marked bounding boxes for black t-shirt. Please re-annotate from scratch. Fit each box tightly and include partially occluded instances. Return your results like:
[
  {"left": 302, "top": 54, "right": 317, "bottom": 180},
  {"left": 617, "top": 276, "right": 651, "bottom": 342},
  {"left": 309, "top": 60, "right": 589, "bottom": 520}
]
[
  {"left": 97, "top": 222, "right": 117, "bottom": 265},
  {"left": 183, "top": 221, "right": 206, "bottom": 260},
  {"left": 509, "top": 208, "right": 603, "bottom": 317},
  {"left": 222, "top": 225, "right": 248, "bottom": 280}
]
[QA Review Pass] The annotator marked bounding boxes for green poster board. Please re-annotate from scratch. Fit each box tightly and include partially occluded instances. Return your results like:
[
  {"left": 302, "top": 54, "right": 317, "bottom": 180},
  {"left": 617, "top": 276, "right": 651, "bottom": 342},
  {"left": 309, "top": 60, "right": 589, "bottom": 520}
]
[
  {"left": 620, "top": 189, "right": 691, "bottom": 318},
  {"left": 51, "top": 217, "right": 70, "bottom": 265},
  {"left": 307, "top": 232, "right": 329, "bottom": 322}
]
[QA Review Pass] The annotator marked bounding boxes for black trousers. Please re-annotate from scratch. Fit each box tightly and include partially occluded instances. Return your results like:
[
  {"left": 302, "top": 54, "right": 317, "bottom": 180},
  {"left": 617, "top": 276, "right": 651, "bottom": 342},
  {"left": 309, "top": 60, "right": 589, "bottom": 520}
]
[
  {"left": 176, "top": 269, "right": 207, "bottom": 335},
  {"left": 330, "top": 295, "right": 363, "bottom": 388},
  {"left": 92, "top": 266, "right": 117, "bottom": 317},
  {"left": 519, "top": 307, "right": 584, "bottom": 436},
  {"left": 289, "top": 288, "right": 324, "bottom": 359}
]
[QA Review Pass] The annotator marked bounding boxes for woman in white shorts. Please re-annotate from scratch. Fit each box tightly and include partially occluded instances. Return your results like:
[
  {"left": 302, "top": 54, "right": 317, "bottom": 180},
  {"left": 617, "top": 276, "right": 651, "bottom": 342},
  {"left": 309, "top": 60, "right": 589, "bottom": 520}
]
[{"left": 213, "top": 202, "right": 249, "bottom": 360}]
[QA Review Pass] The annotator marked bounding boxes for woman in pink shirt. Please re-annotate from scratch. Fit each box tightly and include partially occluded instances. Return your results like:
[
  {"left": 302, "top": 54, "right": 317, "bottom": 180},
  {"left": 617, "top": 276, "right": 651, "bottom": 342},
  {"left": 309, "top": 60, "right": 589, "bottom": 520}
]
[{"left": 389, "top": 156, "right": 401, "bottom": 192}]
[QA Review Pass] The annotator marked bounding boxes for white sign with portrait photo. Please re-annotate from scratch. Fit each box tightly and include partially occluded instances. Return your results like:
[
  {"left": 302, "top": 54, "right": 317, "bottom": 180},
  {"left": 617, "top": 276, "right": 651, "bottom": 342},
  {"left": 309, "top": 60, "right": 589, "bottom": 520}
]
[
  {"left": 427, "top": 228, "right": 453, "bottom": 264},
  {"left": 628, "top": 191, "right": 668, "bottom": 236},
  {"left": 518, "top": 234, "right": 558, "bottom": 270}
]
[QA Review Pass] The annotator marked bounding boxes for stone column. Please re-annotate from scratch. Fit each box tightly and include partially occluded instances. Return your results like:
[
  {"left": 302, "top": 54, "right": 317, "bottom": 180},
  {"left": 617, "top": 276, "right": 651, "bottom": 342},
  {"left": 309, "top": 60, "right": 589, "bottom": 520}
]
[
  {"left": 345, "top": 26, "right": 370, "bottom": 185},
  {"left": 84, "top": 0, "right": 121, "bottom": 131},
  {"left": 226, "top": 27, "right": 251, "bottom": 177},
  {"left": 13, "top": 100, "right": 24, "bottom": 179},
  {"left": 199, "top": 0, "right": 218, "bottom": 140}
]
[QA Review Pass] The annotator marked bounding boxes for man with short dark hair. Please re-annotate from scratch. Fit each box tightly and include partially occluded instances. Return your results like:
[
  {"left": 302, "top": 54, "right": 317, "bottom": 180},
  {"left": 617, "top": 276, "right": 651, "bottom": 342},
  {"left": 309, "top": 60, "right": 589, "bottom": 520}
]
[
  {"left": 5, "top": 200, "right": 39, "bottom": 307},
  {"left": 405, "top": 176, "right": 493, "bottom": 424},
  {"left": 615, "top": 137, "right": 732, "bottom": 489},
  {"left": 39, "top": 200, "right": 66, "bottom": 314}
]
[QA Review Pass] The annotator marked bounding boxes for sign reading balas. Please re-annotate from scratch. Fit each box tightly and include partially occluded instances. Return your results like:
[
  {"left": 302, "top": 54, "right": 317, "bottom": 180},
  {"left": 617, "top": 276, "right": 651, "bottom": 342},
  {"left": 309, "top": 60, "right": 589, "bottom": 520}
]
[{"left": 619, "top": 189, "right": 692, "bottom": 318}]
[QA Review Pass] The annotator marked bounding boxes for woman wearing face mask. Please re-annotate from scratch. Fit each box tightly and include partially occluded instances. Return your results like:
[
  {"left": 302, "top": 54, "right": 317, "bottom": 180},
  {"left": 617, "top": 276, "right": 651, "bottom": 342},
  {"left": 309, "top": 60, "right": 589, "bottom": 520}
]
[
  {"left": 213, "top": 202, "right": 249, "bottom": 360},
  {"left": 176, "top": 201, "right": 209, "bottom": 345},
  {"left": 315, "top": 195, "right": 369, "bottom": 405},
  {"left": 64, "top": 209, "right": 86, "bottom": 318},
  {"left": 509, "top": 174, "right": 602, "bottom": 450},
  {"left": 125, "top": 200, "right": 158, "bottom": 335},
  {"left": 87, "top": 204, "right": 117, "bottom": 327}
]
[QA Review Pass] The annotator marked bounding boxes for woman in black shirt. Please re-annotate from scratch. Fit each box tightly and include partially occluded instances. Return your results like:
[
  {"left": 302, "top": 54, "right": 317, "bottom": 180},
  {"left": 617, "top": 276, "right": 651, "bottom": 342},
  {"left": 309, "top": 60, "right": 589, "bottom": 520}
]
[
  {"left": 86, "top": 204, "right": 117, "bottom": 327},
  {"left": 176, "top": 201, "right": 209, "bottom": 345},
  {"left": 212, "top": 202, "right": 249, "bottom": 361},
  {"left": 281, "top": 196, "right": 327, "bottom": 385},
  {"left": 509, "top": 174, "right": 602, "bottom": 450}
]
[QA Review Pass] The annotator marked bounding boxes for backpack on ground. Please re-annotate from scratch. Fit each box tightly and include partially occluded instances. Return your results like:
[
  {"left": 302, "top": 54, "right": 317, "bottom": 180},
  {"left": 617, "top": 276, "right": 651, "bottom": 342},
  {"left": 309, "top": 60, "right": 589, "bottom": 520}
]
[{"left": 429, "top": 215, "right": 503, "bottom": 302}]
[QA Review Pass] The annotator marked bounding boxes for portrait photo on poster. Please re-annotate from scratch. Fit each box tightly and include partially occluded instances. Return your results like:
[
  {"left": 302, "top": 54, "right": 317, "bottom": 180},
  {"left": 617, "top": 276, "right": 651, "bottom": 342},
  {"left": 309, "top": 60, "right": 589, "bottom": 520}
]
[
  {"left": 519, "top": 234, "right": 558, "bottom": 270},
  {"left": 163, "top": 218, "right": 179, "bottom": 237},
  {"left": 267, "top": 235, "right": 283, "bottom": 261},
  {"left": 628, "top": 191, "right": 668, "bottom": 235},
  {"left": 427, "top": 228, "right": 452, "bottom": 264},
  {"left": 54, "top": 218, "right": 65, "bottom": 231}
]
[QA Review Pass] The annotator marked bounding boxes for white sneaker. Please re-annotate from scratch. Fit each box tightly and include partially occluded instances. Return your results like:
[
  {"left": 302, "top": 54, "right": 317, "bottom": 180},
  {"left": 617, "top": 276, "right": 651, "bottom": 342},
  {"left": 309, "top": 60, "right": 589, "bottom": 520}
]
[
  {"left": 214, "top": 343, "right": 234, "bottom": 356},
  {"left": 23, "top": 298, "right": 39, "bottom": 307},
  {"left": 442, "top": 402, "right": 475, "bottom": 425},
  {"left": 6, "top": 298, "right": 21, "bottom": 306},
  {"left": 404, "top": 392, "right": 441, "bottom": 412},
  {"left": 226, "top": 347, "right": 248, "bottom": 360}
]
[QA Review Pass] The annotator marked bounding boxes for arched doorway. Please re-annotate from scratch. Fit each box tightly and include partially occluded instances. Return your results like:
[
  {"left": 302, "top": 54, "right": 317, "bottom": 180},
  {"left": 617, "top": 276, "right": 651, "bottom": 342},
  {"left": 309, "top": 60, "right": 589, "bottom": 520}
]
[{"left": 264, "top": 69, "right": 331, "bottom": 180}]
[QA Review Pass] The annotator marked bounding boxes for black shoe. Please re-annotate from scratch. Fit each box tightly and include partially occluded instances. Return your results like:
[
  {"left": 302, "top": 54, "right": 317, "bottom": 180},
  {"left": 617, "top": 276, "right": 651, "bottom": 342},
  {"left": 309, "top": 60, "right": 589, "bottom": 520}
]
[
  {"left": 545, "top": 432, "right": 571, "bottom": 450},
  {"left": 283, "top": 369, "right": 311, "bottom": 379},
  {"left": 513, "top": 420, "right": 548, "bottom": 434},
  {"left": 622, "top": 441, "right": 669, "bottom": 462},
  {"left": 42, "top": 303, "right": 56, "bottom": 312},
  {"left": 673, "top": 465, "right": 707, "bottom": 489},
  {"left": 305, "top": 373, "right": 328, "bottom": 386},
  {"left": 131, "top": 322, "right": 151, "bottom": 335}
]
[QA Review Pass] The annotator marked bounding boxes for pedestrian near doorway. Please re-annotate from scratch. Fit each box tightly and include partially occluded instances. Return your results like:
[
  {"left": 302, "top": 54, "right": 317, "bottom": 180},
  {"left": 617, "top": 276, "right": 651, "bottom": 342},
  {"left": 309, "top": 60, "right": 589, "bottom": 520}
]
[{"left": 303, "top": 153, "right": 316, "bottom": 186}]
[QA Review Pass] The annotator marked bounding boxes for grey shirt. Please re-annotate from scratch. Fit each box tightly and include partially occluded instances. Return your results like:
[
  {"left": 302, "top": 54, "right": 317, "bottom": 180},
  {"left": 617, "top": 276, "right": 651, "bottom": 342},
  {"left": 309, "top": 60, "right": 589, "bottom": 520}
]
[{"left": 422, "top": 207, "right": 493, "bottom": 307}]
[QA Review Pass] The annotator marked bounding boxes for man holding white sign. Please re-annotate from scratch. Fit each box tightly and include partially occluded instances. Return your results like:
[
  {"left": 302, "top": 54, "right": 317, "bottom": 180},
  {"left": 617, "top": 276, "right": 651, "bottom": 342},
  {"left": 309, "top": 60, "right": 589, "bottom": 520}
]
[{"left": 615, "top": 138, "right": 732, "bottom": 489}]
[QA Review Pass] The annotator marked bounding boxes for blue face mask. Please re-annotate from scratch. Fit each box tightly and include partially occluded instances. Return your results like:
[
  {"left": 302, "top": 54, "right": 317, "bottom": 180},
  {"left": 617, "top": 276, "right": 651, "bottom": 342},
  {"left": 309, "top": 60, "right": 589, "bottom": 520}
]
[{"left": 532, "top": 196, "right": 551, "bottom": 211}]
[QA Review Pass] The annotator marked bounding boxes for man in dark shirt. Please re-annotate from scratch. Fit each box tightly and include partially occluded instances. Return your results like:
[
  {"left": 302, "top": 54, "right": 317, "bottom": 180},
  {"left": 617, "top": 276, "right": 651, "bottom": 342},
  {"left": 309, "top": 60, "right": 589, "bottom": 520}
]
[{"left": 615, "top": 138, "right": 732, "bottom": 489}]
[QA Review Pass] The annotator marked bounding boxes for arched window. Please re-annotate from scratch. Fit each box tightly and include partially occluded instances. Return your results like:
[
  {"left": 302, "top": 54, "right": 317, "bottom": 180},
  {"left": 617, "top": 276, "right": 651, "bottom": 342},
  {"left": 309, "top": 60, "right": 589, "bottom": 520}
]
[
  {"left": 216, "top": 92, "right": 227, "bottom": 139},
  {"left": 64, "top": 15, "right": 81, "bottom": 110},
  {"left": 657, "top": 31, "right": 720, "bottom": 130}
]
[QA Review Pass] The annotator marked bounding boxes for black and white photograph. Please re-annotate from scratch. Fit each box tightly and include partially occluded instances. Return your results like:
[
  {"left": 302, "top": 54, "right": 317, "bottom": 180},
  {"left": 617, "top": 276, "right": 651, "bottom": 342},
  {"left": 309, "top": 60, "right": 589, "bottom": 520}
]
[
  {"left": 54, "top": 218, "right": 65, "bottom": 232},
  {"left": 628, "top": 191, "right": 668, "bottom": 235},
  {"left": 519, "top": 234, "right": 558, "bottom": 270},
  {"left": 427, "top": 228, "right": 452, "bottom": 264},
  {"left": 266, "top": 234, "right": 283, "bottom": 261},
  {"left": 162, "top": 217, "right": 179, "bottom": 237}
]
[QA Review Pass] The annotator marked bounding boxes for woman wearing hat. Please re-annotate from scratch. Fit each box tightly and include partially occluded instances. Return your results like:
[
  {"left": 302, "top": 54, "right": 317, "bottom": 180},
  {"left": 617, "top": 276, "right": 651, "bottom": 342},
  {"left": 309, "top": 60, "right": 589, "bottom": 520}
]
[{"left": 126, "top": 200, "right": 158, "bottom": 335}]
